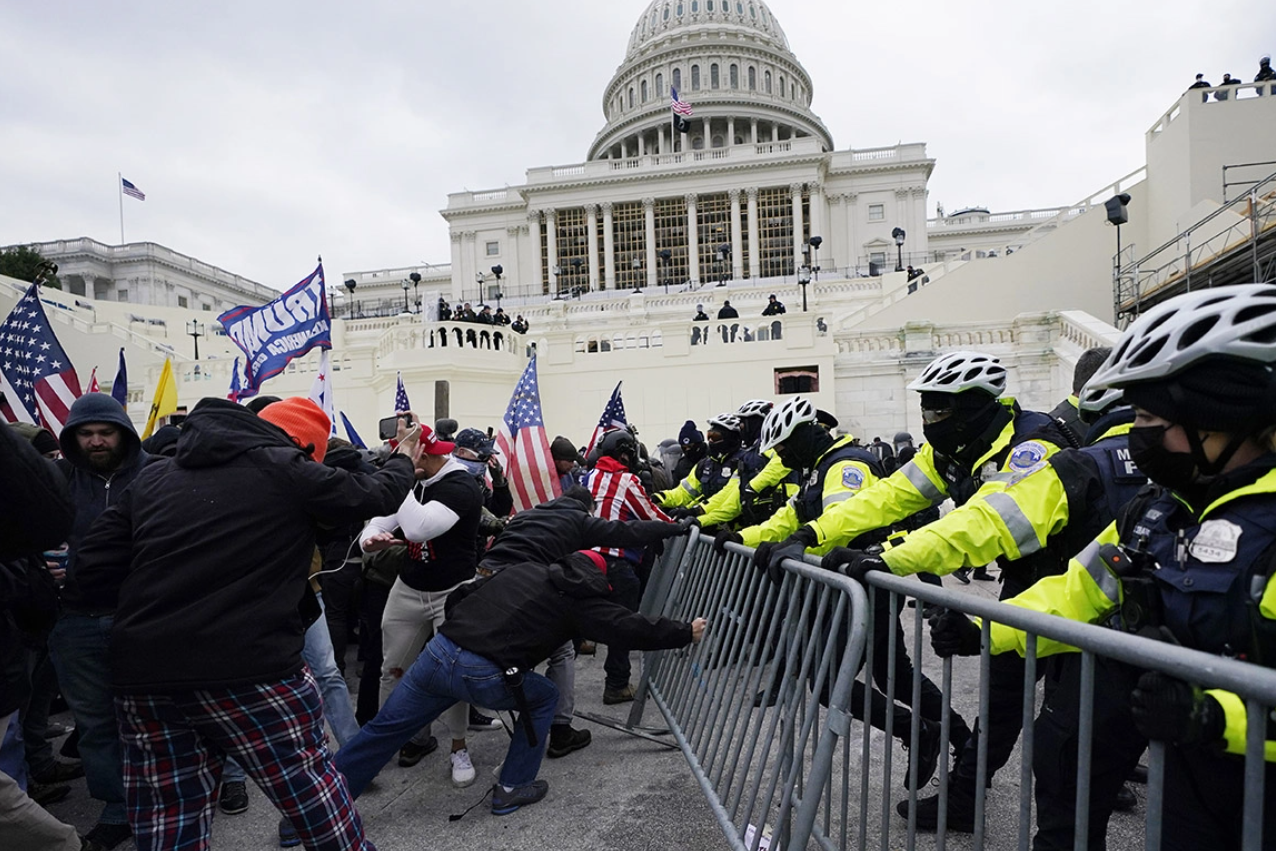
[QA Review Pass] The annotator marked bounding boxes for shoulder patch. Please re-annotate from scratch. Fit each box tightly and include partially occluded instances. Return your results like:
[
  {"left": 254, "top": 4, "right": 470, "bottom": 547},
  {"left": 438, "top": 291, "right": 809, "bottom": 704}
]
[
  {"left": 841, "top": 466, "right": 865, "bottom": 491},
  {"left": 1007, "top": 440, "right": 1049, "bottom": 474}
]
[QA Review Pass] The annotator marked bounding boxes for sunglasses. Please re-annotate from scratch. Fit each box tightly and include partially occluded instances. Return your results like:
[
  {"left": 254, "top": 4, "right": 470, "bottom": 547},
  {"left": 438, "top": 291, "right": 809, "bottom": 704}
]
[{"left": 920, "top": 407, "right": 954, "bottom": 425}]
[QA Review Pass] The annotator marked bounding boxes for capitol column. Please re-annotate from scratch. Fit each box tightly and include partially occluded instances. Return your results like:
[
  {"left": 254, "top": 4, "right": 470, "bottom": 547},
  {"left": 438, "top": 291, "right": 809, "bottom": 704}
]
[
  {"left": 602, "top": 201, "right": 615, "bottom": 291},
  {"left": 727, "top": 117, "right": 735, "bottom": 148},
  {"left": 643, "top": 197, "right": 657, "bottom": 289},
  {"left": 462, "top": 231, "right": 477, "bottom": 301},
  {"left": 686, "top": 193, "right": 700, "bottom": 285},
  {"left": 526, "top": 212, "right": 542, "bottom": 294},
  {"left": 790, "top": 183, "right": 805, "bottom": 271},
  {"left": 585, "top": 204, "right": 600, "bottom": 292},
  {"left": 545, "top": 209, "right": 559, "bottom": 295},
  {"left": 746, "top": 187, "right": 760, "bottom": 279},
  {"left": 808, "top": 183, "right": 824, "bottom": 249},
  {"left": 729, "top": 189, "right": 744, "bottom": 280},
  {"left": 750, "top": 118, "right": 758, "bottom": 144}
]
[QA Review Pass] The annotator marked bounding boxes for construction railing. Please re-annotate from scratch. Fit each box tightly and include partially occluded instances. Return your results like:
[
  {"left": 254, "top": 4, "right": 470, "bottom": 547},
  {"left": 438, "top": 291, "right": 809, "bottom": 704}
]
[{"left": 631, "top": 531, "right": 1276, "bottom": 850}]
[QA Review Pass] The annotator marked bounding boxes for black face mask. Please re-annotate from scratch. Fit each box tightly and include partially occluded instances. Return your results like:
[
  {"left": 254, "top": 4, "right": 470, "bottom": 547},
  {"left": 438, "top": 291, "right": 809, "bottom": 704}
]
[
  {"left": 1128, "top": 425, "right": 1199, "bottom": 492},
  {"left": 922, "top": 417, "right": 964, "bottom": 456}
]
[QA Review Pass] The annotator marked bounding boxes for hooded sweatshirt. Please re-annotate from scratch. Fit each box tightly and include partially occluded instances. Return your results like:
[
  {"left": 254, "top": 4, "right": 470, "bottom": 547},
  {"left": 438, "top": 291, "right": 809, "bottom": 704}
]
[
  {"left": 441, "top": 552, "right": 692, "bottom": 670},
  {"left": 71, "top": 398, "right": 417, "bottom": 692},
  {"left": 56, "top": 392, "right": 151, "bottom": 613}
]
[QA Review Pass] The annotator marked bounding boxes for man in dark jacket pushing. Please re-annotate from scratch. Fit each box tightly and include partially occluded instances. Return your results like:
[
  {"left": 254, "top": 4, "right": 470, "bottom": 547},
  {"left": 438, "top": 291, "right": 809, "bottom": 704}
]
[
  {"left": 334, "top": 550, "right": 706, "bottom": 816},
  {"left": 72, "top": 397, "right": 420, "bottom": 851}
]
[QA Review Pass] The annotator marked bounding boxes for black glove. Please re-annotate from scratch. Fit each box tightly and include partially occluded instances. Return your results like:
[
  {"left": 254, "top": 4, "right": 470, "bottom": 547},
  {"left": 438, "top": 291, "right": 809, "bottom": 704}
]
[
  {"left": 819, "top": 547, "right": 859, "bottom": 573},
  {"left": 753, "top": 527, "right": 818, "bottom": 586},
  {"left": 1130, "top": 671, "right": 1225, "bottom": 745},
  {"left": 669, "top": 507, "right": 702, "bottom": 521},
  {"left": 929, "top": 610, "right": 981, "bottom": 657},
  {"left": 713, "top": 529, "right": 743, "bottom": 556},
  {"left": 822, "top": 547, "right": 888, "bottom": 584},
  {"left": 673, "top": 516, "right": 699, "bottom": 534}
]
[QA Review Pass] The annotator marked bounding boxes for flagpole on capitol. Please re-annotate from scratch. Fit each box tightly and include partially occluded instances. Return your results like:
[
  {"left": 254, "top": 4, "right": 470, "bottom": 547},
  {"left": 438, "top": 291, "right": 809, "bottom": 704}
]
[{"left": 118, "top": 172, "right": 124, "bottom": 244}]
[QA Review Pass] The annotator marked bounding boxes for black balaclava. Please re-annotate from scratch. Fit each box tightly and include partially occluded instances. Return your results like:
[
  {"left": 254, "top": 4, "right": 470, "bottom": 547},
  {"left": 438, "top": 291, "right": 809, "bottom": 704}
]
[
  {"left": 740, "top": 415, "right": 765, "bottom": 447},
  {"left": 775, "top": 422, "right": 835, "bottom": 472},
  {"left": 1123, "top": 360, "right": 1276, "bottom": 500},
  {"left": 920, "top": 390, "right": 1005, "bottom": 457},
  {"left": 706, "top": 428, "right": 742, "bottom": 459}
]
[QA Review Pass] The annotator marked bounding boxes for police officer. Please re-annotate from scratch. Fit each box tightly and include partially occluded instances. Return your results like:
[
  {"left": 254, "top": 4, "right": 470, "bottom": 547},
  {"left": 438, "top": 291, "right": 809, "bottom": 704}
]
[
  {"left": 715, "top": 397, "right": 970, "bottom": 789},
  {"left": 696, "top": 400, "right": 797, "bottom": 529},
  {"left": 933, "top": 284, "right": 1276, "bottom": 850},
  {"left": 657, "top": 413, "right": 754, "bottom": 515},
  {"left": 762, "top": 351, "right": 1072, "bottom": 831},
  {"left": 924, "top": 381, "right": 1146, "bottom": 845}
]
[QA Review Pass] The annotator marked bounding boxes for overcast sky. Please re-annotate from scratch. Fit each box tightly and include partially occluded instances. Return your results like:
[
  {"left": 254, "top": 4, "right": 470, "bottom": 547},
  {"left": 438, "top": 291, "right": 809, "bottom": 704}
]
[{"left": 1, "top": 1, "right": 1271, "bottom": 291}]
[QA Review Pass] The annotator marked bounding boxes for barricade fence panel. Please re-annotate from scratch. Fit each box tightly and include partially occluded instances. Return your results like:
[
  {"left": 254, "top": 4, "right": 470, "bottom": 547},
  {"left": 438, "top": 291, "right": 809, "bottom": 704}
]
[{"left": 631, "top": 532, "right": 1276, "bottom": 851}]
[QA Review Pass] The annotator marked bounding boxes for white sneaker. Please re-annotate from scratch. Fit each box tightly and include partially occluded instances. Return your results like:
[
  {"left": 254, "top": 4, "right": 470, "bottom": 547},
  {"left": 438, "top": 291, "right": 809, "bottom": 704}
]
[{"left": 450, "top": 748, "right": 476, "bottom": 788}]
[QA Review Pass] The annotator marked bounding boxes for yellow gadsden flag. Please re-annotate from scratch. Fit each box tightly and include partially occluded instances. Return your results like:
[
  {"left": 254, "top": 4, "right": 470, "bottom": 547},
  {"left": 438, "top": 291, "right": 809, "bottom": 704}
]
[{"left": 142, "top": 357, "right": 178, "bottom": 439}]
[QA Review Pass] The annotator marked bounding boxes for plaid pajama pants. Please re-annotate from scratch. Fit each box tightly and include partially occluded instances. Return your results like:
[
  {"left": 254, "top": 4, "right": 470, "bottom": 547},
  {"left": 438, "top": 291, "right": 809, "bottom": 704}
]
[{"left": 115, "top": 668, "right": 374, "bottom": 851}]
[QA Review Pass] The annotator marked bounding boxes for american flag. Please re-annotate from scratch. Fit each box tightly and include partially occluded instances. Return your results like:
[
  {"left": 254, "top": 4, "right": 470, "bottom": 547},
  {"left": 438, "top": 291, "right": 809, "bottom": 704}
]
[
  {"left": 585, "top": 382, "right": 628, "bottom": 457},
  {"left": 110, "top": 347, "right": 128, "bottom": 409},
  {"left": 87, "top": 367, "right": 100, "bottom": 394},
  {"left": 227, "top": 357, "right": 243, "bottom": 402},
  {"left": 395, "top": 371, "right": 411, "bottom": 413},
  {"left": 0, "top": 284, "right": 83, "bottom": 433},
  {"left": 494, "top": 354, "right": 561, "bottom": 512},
  {"left": 121, "top": 177, "right": 145, "bottom": 201},
  {"left": 671, "top": 86, "right": 693, "bottom": 116},
  {"left": 308, "top": 349, "right": 338, "bottom": 436}
]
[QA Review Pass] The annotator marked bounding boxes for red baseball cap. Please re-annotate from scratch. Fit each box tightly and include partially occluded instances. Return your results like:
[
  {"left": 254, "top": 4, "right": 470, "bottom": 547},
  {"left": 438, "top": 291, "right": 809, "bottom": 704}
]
[{"left": 419, "top": 424, "right": 455, "bottom": 455}]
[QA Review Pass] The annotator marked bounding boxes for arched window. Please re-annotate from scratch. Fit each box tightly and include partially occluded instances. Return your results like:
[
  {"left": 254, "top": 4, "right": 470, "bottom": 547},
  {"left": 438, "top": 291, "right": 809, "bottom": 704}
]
[
  {"left": 779, "top": 75, "right": 786, "bottom": 98},
  {"left": 706, "top": 0, "right": 713, "bottom": 9},
  {"left": 764, "top": 70, "right": 772, "bottom": 93},
  {"left": 664, "top": 5, "right": 671, "bottom": 20},
  {"left": 692, "top": 136, "right": 705, "bottom": 150},
  {"left": 672, "top": 68, "right": 681, "bottom": 91},
  {"left": 711, "top": 63, "right": 720, "bottom": 89},
  {"left": 691, "top": 64, "right": 701, "bottom": 90},
  {"left": 711, "top": 134, "right": 724, "bottom": 148},
  {"left": 691, "top": 0, "right": 698, "bottom": 11},
  {"left": 748, "top": 66, "right": 756, "bottom": 90},
  {"left": 641, "top": 80, "right": 648, "bottom": 102},
  {"left": 655, "top": 72, "right": 663, "bottom": 97},
  {"left": 729, "top": 64, "right": 738, "bottom": 88},
  {"left": 628, "top": 87, "right": 634, "bottom": 108}
]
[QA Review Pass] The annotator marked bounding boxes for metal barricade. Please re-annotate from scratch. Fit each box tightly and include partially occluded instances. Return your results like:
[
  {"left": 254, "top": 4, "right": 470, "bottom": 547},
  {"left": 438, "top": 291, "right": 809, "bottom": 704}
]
[{"left": 633, "top": 535, "right": 1276, "bottom": 851}]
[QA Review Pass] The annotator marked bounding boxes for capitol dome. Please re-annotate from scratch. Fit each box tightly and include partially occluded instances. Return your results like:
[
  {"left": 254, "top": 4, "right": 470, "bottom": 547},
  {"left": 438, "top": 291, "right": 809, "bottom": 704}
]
[{"left": 588, "top": 0, "right": 833, "bottom": 160}]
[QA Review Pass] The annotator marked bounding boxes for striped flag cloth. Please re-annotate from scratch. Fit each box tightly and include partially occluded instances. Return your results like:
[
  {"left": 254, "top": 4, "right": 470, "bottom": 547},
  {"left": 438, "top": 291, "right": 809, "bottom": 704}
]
[
  {"left": 0, "top": 283, "right": 83, "bottom": 432},
  {"left": 494, "top": 354, "right": 561, "bottom": 511},
  {"left": 308, "top": 349, "right": 338, "bottom": 436},
  {"left": 340, "top": 411, "right": 367, "bottom": 449},
  {"left": 121, "top": 177, "right": 145, "bottom": 200},
  {"left": 671, "top": 86, "right": 693, "bottom": 116},
  {"left": 87, "top": 367, "right": 100, "bottom": 393},
  {"left": 227, "top": 357, "right": 243, "bottom": 402},
  {"left": 585, "top": 381, "right": 627, "bottom": 457},
  {"left": 395, "top": 372, "right": 411, "bottom": 413}
]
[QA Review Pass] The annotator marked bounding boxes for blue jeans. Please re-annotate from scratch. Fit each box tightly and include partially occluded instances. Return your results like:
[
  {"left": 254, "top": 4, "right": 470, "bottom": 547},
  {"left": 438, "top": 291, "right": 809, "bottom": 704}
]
[
  {"left": 49, "top": 612, "right": 127, "bottom": 825},
  {"left": 335, "top": 633, "right": 556, "bottom": 796},
  {"left": 225, "top": 594, "right": 359, "bottom": 784}
]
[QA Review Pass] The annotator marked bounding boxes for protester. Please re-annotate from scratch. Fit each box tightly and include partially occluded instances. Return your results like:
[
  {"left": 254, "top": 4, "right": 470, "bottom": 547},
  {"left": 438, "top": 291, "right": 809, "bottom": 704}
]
[
  {"left": 334, "top": 550, "right": 705, "bottom": 815},
  {"left": 551, "top": 436, "right": 586, "bottom": 492},
  {"left": 70, "top": 396, "right": 420, "bottom": 851}
]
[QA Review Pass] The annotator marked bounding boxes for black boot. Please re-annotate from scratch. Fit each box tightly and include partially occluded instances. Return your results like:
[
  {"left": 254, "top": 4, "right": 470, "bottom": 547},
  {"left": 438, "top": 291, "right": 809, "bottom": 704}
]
[{"left": 896, "top": 773, "right": 978, "bottom": 833}]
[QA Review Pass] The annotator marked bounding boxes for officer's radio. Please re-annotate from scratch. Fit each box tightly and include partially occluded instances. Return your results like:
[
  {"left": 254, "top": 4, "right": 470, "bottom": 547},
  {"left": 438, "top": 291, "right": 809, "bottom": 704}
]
[{"left": 1097, "top": 543, "right": 1167, "bottom": 640}]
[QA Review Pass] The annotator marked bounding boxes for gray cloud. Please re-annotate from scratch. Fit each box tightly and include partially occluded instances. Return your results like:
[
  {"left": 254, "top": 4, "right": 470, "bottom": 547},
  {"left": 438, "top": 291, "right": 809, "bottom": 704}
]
[{"left": 2, "top": 0, "right": 1271, "bottom": 290}]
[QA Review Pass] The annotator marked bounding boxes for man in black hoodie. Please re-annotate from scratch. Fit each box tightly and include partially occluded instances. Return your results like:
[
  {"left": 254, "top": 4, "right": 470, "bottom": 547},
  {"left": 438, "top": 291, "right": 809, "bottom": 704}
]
[
  {"left": 47, "top": 392, "right": 151, "bottom": 850},
  {"left": 72, "top": 397, "right": 419, "bottom": 851},
  {"left": 480, "top": 486, "right": 686, "bottom": 757},
  {"left": 334, "top": 550, "right": 704, "bottom": 816}
]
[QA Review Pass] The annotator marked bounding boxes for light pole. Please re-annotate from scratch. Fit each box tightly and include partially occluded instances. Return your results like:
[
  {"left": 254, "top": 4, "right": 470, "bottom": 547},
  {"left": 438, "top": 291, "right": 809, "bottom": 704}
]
[
  {"left": 491, "top": 265, "right": 503, "bottom": 309},
  {"left": 570, "top": 257, "right": 583, "bottom": 298},
  {"left": 892, "top": 227, "right": 906, "bottom": 272},
  {"left": 474, "top": 272, "right": 485, "bottom": 305},
  {"left": 344, "top": 278, "right": 357, "bottom": 318},
  {"left": 400, "top": 277, "right": 411, "bottom": 313},
  {"left": 717, "top": 243, "right": 731, "bottom": 286},
  {"left": 809, "top": 235, "right": 823, "bottom": 281},
  {"left": 798, "top": 265, "right": 811, "bottom": 312},
  {"left": 186, "top": 319, "right": 204, "bottom": 360},
  {"left": 659, "top": 248, "right": 672, "bottom": 294},
  {"left": 631, "top": 256, "right": 642, "bottom": 292},
  {"left": 552, "top": 265, "right": 563, "bottom": 298},
  {"left": 409, "top": 272, "right": 421, "bottom": 313}
]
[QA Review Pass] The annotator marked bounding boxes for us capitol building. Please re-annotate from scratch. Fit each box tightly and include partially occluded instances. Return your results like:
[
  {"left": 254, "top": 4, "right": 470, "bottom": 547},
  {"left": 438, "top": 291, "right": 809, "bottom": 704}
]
[{"left": 6, "top": 0, "right": 1275, "bottom": 444}]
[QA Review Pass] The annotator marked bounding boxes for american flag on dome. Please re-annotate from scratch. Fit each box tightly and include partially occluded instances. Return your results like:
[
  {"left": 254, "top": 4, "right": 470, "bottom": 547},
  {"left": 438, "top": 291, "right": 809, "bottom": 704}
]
[
  {"left": 585, "top": 381, "right": 627, "bottom": 457},
  {"left": 0, "top": 284, "right": 83, "bottom": 433},
  {"left": 671, "top": 86, "right": 693, "bottom": 116},
  {"left": 395, "top": 372, "right": 411, "bottom": 413},
  {"left": 494, "top": 354, "right": 561, "bottom": 512},
  {"left": 121, "top": 177, "right": 145, "bottom": 201}
]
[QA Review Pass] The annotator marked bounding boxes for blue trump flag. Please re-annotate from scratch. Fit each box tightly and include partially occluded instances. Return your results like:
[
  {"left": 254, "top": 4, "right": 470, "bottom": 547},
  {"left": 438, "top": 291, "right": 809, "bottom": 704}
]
[
  {"left": 218, "top": 263, "right": 331, "bottom": 393},
  {"left": 110, "top": 348, "right": 128, "bottom": 409},
  {"left": 340, "top": 411, "right": 367, "bottom": 449}
]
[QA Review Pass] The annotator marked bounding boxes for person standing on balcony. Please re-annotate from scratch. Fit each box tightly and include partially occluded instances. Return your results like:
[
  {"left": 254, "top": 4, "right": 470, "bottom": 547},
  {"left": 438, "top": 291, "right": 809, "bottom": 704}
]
[
  {"left": 1255, "top": 55, "right": 1274, "bottom": 92},
  {"left": 761, "top": 294, "right": 786, "bottom": 316},
  {"left": 1188, "top": 72, "right": 1212, "bottom": 102}
]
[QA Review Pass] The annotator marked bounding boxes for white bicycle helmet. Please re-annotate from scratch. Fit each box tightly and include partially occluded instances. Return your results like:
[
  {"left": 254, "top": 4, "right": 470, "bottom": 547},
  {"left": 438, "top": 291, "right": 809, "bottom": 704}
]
[
  {"left": 707, "top": 412, "right": 742, "bottom": 434},
  {"left": 759, "top": 396, "right": 816, "bottom": 452},
  {"left": 1076, "top": 384, "right": 1124, "bottom": 417},
  {"left": 1087, "top": 284, "right": 1276, "bottom": 390},
  {"left": 736, "top": 399, "right": 774, "bottom": 419},
  {"left": 907, "top": 351, "right": 1007, "bottom": 396}
]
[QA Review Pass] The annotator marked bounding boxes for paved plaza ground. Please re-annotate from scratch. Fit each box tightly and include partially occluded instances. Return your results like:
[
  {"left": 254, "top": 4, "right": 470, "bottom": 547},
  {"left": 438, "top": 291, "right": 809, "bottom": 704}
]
[{"left": 38, "top": 571, "right": 1149, "bottom": 850}]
